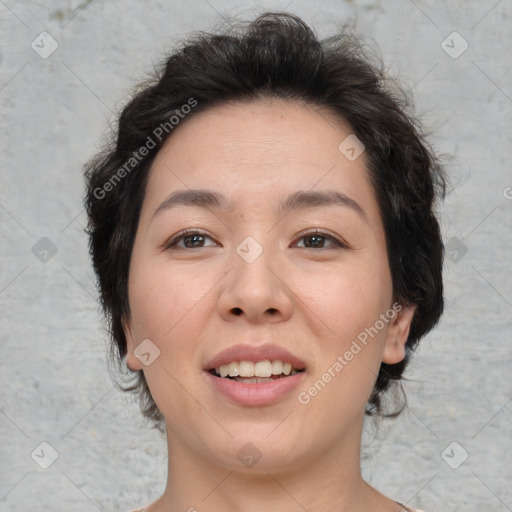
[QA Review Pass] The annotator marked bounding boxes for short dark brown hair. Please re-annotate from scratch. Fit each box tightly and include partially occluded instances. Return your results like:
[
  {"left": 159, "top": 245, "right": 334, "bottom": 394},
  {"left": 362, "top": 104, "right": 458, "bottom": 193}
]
[{"left": 84, "top": 12, "right": 445, "bottom": 426}]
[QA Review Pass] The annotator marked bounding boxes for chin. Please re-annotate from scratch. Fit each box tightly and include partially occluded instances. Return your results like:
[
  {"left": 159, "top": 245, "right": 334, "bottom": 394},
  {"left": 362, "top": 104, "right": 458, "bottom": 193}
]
[{"left": 200, "top": 429, "right": 311, "bottom": 473}]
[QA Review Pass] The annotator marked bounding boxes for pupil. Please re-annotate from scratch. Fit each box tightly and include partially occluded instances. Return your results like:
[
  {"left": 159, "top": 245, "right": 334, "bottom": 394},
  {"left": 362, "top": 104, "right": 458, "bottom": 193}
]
[
  {"left": 306, "top": 235, "right": 323, "bottom": 248},
  {"left": 185, "top": 234, "right": 204, "bottom": 248}
]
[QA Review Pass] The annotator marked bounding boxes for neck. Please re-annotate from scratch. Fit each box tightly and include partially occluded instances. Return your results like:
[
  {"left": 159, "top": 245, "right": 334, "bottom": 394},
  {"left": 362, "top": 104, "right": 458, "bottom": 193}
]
[{"left": 150, "top": 417, "right": 394, "bottom": 512}]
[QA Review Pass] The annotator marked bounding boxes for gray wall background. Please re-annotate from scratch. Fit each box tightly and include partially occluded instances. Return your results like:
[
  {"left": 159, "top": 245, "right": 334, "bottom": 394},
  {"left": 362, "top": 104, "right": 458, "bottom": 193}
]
[{"left": 1, "top": 0, "right": 511, "bottom": 511}]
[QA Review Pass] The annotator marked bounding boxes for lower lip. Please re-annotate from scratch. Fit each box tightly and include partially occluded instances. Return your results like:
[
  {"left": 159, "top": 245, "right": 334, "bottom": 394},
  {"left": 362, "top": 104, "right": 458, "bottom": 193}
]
[{"left": 205, "top": 371, "right": 306, "bottom": 406}]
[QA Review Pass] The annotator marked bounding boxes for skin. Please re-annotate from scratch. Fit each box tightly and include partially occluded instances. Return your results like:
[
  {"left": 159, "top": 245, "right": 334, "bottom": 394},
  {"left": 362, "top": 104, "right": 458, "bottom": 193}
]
[{"left": 123, "top": 98, "right": 416, "bottom": 512}]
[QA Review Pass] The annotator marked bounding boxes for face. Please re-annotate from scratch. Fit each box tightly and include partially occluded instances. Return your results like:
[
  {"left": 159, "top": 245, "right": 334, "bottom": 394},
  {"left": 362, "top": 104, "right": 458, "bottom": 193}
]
[{"left": 124, "top": 98, "right": 414, "bottom": 472}]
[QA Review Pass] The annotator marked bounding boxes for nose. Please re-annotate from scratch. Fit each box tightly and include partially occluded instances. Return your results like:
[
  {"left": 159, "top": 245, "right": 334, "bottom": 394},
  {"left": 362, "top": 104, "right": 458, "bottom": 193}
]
[{"left": 217, "top": 238, "right": 293, "bottom": 324}]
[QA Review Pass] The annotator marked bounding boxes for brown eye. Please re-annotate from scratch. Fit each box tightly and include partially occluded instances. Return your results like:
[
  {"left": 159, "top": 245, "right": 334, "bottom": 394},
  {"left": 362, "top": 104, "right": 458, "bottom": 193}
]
[
  {"left": 294, "top": 230, "right": 347, "bottom": 249},
  {"left": 166, "top": 230, "right": 217, "bottom": 250}
]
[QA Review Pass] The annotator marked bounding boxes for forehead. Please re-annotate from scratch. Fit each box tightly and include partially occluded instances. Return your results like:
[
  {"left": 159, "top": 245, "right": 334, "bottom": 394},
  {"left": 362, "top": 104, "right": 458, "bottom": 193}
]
[{"left": 143, "top": 98, "right": 376, "bottom": 216}]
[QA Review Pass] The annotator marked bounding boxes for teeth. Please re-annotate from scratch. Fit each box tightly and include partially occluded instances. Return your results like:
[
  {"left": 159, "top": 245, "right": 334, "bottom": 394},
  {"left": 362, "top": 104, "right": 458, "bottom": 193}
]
[
  {"left": 271, "top": 360, "right": 283, "bottom": 375},
  {"left": 254, "top": 360, "right": 272, "bottom": 377},
  {"left": 228, "top": 361, "right": 239, "bottom": 377},
  {"left": 239, "top": 361, "right": 254, "bottom": 377},
  {"left": 214, "top": 360, "right": 301, "bottom": 378}
]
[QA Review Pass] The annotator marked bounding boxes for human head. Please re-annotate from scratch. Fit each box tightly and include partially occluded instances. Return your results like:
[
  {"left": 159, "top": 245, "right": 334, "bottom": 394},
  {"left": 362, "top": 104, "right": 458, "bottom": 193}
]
[{"left": 84, "top": 12, "right": 445, "bottom": 428}]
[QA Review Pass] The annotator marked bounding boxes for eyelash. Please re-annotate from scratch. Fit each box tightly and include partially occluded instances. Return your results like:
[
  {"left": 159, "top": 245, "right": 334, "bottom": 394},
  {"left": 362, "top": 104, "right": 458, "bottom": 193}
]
[{"left": 164, "top": 229, "right": 348, "bottom": 251}]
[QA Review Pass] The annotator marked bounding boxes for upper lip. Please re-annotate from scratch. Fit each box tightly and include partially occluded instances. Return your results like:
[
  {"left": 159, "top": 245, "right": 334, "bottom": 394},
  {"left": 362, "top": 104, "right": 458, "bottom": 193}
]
[{"left": 205, "top": 344, "right": 306, "bottom": 371}]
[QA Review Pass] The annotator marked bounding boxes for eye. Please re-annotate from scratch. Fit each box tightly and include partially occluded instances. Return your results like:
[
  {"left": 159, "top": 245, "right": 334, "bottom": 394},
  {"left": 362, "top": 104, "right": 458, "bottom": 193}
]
[
  {"left": 165, "top": 230, "right": 217, "bottom": 250},
  {"left": 293, "top": 230, "right": 347, "bottom": 250},
  {"left": 164, "top": 229, "right": 347, "bottom": 251}
]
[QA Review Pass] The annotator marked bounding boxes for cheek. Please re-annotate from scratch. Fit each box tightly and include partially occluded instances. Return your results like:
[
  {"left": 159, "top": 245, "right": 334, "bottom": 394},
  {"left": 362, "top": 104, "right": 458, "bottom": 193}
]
[
  {"left": 297, "top": 260, "right": 392, "bottom": 341},
  {"left": 127, "top": 253, "right": 212, "bottom": 359},
  {"left": 298, "top": 273, "right": 392, "bottom": 420},
  {"left": 127, "top": 258, "right": 215, "bottom": 417},
  {"left": 317, "top": 266, "right": 393, "bottom": 396}
]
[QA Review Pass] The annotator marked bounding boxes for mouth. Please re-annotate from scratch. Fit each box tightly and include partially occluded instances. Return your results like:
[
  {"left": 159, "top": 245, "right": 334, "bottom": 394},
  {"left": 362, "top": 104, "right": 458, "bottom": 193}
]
[
  {"left": 204, "top": 344, "right": 307, "bottom": 406},
  {"left": 208, "top": 359, "right": 305, "bottom": 383}
]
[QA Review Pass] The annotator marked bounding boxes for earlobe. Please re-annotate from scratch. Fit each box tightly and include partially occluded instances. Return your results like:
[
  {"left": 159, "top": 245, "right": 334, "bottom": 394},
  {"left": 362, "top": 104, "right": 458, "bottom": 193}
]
[
  {"left": 123, "top": 318, "right": 143, "bottom": 372},
  {"left": 382, "top": 303, "right": 416, "bottom": 364}
]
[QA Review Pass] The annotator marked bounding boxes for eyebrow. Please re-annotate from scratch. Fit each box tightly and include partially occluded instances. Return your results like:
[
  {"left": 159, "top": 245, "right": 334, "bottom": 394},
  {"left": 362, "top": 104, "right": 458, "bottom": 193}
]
[{"left": 151, "top": 189, "right": 367, "bottom": 222}]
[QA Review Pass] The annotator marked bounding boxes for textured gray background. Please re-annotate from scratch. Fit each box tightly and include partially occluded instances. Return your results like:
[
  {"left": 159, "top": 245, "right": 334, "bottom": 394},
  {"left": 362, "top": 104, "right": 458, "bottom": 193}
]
[{"left": 1, "top": 0, "right": 511, "bottom": 511}]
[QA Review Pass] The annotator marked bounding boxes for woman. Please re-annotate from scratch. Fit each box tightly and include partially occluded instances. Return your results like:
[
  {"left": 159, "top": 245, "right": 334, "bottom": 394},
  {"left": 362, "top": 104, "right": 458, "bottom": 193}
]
[{"left": 84, "top": 12, "right": 445, "bottom": 512}]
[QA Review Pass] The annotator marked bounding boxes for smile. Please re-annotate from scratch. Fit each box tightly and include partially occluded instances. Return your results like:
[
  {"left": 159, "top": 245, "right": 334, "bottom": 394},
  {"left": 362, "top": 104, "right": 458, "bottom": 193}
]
[
  {"left": 204, "top": 343, "right": 307, "bottom": 406},
  {"left": 210, "top": 359, "right": 304, "bottom": 381}
]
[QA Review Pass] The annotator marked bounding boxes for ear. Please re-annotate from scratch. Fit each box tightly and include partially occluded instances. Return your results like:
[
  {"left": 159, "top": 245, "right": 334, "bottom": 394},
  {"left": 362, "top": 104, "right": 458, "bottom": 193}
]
[
  {"left": 122, "top": 316, "right": 143, "bottom": 371},
  {"left": 382, "top": 303, "right": 416, "bottom": 364}
]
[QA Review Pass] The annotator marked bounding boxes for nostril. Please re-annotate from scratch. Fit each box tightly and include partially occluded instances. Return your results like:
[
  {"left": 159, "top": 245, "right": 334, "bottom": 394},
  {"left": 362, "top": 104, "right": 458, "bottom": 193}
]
[{"left": 232, "top": 308, "right": 243, "bottom": 315}]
